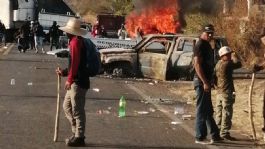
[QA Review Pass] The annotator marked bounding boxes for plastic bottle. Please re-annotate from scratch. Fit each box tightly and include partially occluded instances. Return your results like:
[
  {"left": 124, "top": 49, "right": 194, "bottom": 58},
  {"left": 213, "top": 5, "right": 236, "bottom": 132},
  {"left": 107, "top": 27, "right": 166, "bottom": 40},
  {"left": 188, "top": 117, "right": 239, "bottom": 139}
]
[
  {"left": 10, "top": 79, "right": 15, "bottom": 85},
  {"left": 118, "top": 96, "right": 126, "bottom": 117},
  {"left": 174, "top": 104, "right": 184, "bottom": 115}
]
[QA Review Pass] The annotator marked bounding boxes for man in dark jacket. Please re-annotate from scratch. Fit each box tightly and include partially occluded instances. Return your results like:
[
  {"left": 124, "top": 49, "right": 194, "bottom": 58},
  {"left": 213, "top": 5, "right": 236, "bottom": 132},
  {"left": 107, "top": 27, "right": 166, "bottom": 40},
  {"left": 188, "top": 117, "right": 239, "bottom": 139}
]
[
  {"left": 56, "top": 18, "right": 88, "bottom": 147},
  {"left": 49, "top": 21, "right": 59, "bottom": 51},
  {"left": 19, "top": 21, "right": 30, "bottom": 52}
]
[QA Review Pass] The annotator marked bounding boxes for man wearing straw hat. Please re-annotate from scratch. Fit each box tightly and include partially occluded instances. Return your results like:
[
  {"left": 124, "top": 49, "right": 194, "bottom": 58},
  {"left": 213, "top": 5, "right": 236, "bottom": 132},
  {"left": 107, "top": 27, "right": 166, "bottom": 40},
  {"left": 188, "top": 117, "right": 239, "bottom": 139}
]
[{"left": 56, "top": 18, "right": 89, "bottom": 147}]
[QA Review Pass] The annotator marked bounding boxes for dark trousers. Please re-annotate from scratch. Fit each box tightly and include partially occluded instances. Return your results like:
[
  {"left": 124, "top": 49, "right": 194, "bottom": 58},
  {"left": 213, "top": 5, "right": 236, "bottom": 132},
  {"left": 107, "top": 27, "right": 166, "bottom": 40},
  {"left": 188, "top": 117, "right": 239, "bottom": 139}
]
[
  {"left": 29, "top": 35, "right": 35, "bottom": 50},
  {"left": 194, "top": 83, "right": 220, "bottom": 140},
  {"left": 50, "top": 37, "right": 59, "bottom": 51}
]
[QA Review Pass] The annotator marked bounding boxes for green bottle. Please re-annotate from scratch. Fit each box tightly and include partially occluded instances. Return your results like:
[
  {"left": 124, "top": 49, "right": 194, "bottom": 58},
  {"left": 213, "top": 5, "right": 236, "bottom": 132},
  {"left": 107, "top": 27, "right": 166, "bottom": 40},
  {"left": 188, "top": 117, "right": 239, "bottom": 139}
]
[{"left": 118, "top": 96, "right": 126, "bottom": 117}]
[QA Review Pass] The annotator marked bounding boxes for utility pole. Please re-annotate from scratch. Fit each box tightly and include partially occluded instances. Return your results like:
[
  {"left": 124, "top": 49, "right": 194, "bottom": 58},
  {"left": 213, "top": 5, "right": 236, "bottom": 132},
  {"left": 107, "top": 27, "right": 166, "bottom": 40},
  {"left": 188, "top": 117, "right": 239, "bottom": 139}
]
[
  {"left": 223, "top": 0, "right": 229, "bottom": 14},
  {"left": 247, "top": 0, "right": 253, "bottom": 18}
]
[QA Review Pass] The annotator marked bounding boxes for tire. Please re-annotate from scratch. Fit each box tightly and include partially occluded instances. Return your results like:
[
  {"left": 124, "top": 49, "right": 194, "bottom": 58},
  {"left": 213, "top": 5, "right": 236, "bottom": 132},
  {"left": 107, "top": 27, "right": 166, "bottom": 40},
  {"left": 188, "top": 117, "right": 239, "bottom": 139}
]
[{"left": 105, "top": 62, "right": 134, "bottom": 78}]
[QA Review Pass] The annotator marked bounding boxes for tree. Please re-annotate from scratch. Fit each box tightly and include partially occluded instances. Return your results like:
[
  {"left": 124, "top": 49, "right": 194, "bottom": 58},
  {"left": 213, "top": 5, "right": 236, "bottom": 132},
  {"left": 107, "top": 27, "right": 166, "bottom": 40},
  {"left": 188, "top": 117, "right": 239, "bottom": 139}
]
[
  {"left": 223, "top": 0, "right": 235, "bottom": 14},
  {"left": 247, "top": 0, "right": 253, "bottom": 17},
  {"left": 110, "top": 0, "right": 134, "bottom": 15}
]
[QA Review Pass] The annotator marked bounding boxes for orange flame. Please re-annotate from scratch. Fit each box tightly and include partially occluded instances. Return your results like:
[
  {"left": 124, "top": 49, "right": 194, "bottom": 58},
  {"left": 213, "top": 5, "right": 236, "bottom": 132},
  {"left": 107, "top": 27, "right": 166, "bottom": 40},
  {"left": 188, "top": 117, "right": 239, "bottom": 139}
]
[{"left": 126, "top": 1, "right": 181, "bottom": 38}]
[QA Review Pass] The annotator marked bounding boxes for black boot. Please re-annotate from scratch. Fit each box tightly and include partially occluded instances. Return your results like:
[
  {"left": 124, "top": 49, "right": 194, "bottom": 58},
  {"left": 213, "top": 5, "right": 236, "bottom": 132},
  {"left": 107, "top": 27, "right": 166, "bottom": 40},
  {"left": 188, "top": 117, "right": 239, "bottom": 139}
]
[{"left": 65, "top": 137, "right": 85, "bottom": 147}]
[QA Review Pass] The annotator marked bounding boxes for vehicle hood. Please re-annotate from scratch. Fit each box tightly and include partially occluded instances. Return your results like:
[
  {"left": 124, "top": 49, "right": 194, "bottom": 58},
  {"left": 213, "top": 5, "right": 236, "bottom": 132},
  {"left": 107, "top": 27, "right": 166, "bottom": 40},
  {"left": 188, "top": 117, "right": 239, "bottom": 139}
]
[{"left": 99, "top": 48, "right": 135, "bottom": 54}]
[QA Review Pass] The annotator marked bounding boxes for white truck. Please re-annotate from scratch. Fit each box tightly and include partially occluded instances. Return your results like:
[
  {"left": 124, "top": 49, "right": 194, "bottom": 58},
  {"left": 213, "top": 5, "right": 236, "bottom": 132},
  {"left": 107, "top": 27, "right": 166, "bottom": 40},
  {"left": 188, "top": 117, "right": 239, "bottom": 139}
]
[
  {"left": 38, "top": 8, "right": 76, "bottom": 34},
  {"left": 0, "top": 0, "right": 76, "bottom": 41},
  {"left": 0, "top": 0, "right": 36, "bottom": 40}
]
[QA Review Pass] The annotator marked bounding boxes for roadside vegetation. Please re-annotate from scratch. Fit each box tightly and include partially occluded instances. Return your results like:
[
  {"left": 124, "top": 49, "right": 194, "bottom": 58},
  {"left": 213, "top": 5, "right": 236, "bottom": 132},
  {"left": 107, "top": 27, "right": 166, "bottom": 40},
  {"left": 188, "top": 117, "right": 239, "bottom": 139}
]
[
  {"left": 185, "top": 0, "right": 264, "bottom": 67},
  {"left": 65, "top": 0, "right": 133, "bottom": 23}
]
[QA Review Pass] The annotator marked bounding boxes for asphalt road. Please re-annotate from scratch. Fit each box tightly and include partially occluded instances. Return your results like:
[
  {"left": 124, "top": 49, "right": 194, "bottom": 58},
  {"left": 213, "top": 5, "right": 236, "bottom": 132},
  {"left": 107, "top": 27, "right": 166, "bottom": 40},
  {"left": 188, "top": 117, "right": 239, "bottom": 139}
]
[{"left": 0, "top": 43, "right": 261, "bottom": 149}]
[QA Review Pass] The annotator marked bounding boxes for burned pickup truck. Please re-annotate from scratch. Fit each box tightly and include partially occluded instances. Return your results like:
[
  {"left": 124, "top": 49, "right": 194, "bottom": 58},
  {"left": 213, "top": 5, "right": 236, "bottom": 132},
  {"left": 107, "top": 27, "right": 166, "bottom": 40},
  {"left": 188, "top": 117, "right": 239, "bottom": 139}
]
[{"left": 99, "top": 34, "right": 228, "bottom": 80}]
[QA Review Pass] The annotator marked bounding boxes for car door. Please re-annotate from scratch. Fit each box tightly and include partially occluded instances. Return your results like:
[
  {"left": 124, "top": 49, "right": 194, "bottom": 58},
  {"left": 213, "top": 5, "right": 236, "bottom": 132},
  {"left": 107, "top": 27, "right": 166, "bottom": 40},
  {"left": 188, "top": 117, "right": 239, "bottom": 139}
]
[
  {"left": 171, "top": 37, "right": 197, "bottom": 68},
  {"left": 170, "top": 37, "right": 197, "bottom": 79},
  {"left": 138, "top": 38, "right": 172, "bottom": 80}
]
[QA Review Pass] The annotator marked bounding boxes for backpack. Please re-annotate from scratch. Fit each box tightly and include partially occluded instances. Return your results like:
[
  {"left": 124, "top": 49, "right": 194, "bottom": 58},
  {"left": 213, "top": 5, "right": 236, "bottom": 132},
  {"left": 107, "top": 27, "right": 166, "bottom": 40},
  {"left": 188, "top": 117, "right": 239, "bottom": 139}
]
[{"left": 83, "top": 38, "right": 101, "bottom": 77}]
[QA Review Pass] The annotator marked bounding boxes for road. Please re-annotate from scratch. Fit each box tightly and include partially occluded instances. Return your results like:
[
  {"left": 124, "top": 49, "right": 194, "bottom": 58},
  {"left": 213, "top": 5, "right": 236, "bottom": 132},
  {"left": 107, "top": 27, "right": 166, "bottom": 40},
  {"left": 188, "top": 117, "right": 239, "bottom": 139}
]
[{"left": 0, "top": 43, "right": 261, "bottom": 149}]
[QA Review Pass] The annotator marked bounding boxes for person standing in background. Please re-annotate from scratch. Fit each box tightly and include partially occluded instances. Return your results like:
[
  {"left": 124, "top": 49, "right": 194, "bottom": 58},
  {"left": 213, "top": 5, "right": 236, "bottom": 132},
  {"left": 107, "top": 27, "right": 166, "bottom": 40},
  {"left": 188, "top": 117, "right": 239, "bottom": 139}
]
[
  {"left": 118, "top": 24, "right": 127, "bottom": 40},
  {"left": 33, "top": 21, "right": 45, "bottom": 53},
  {"left": 29, "top": 21, "right": 35, "bottom": 50},
  {"left": 49, "top": 21, "right": 60, "bottom": 51},
  {"left": 0, "top": 20, "right": 7, "bottom": 49}
]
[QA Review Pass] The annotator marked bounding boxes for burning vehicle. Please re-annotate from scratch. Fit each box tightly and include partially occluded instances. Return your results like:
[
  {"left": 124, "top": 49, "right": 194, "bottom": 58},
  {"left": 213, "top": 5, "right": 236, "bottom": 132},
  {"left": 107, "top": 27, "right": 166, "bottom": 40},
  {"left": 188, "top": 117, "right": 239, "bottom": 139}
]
[
  {"left": 99, "top": 0, "right": 229, "bottom": 80},
  {"left": 100, "top": 34, "right": 228, "bottom": 80}
]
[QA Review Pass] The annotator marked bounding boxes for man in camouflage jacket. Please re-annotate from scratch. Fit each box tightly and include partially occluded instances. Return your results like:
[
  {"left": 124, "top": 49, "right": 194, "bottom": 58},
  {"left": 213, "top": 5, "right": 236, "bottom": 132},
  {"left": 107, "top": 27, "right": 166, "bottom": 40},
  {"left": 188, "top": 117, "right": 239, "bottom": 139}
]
[{"left": 215, "top": 46, "right": 242, "bottom": 140}]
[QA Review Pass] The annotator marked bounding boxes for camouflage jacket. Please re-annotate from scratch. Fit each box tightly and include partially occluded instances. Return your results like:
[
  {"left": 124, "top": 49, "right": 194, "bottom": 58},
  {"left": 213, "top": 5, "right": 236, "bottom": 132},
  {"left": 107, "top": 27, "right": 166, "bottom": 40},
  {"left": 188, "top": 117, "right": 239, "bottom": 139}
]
[{"left": 215, "top": 59, "right": 242, "bottom": 94}]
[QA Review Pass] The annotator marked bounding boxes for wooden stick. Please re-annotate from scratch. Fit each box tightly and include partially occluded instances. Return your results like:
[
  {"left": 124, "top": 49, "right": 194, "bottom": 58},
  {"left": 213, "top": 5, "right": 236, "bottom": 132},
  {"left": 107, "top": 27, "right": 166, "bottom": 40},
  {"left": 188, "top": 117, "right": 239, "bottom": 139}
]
[
  {"left": 263, "top": 89, "right": 265, "bottom": 141},
  {"left": 54, "top": 75, "right": 61, "bottom": 142},
  {"left": 248, "top": 73, "right": 256, "bottom": 140}
]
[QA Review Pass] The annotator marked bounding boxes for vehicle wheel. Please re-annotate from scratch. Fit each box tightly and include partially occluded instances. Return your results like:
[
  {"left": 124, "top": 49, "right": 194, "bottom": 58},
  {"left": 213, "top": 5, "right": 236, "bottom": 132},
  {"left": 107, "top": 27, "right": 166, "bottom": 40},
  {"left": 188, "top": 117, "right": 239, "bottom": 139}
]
[
  {"left": 109, "top": 62, "right": 134, "bottom": 78},
  {"left": 112, "top": 67, "right": 124, "bottom": 77}
]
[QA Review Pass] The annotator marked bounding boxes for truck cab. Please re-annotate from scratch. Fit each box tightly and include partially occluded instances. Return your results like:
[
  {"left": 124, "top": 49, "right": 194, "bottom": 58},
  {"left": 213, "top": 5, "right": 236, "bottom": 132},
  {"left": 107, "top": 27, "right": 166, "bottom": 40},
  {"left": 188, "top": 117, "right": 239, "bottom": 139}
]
[{"left": 100, "top": 34, "right": 228, "bottom": 80}]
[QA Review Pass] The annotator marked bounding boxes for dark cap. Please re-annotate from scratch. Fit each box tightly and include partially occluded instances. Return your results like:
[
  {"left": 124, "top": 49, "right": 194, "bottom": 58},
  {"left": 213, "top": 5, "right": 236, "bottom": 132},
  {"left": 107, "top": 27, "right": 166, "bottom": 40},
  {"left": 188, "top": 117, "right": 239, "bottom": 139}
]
[{"left": 203, "top": 24, "right": 214, "bottom": 33}]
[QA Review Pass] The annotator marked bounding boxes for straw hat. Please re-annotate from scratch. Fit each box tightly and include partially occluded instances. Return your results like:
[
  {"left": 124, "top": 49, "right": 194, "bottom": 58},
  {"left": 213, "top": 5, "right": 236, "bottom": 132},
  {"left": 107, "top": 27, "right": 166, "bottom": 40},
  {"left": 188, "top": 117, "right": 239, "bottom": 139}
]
[{"left": 59, "top": 18, "right": 87, "bottom": 37}]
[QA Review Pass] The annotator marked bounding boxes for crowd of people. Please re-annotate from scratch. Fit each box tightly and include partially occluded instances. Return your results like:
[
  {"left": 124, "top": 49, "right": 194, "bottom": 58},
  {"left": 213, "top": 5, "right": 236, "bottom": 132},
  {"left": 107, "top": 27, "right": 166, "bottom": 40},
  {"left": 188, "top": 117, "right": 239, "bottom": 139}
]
[{"left": 15, "top": 20, "right": 61, "bottom": 53}]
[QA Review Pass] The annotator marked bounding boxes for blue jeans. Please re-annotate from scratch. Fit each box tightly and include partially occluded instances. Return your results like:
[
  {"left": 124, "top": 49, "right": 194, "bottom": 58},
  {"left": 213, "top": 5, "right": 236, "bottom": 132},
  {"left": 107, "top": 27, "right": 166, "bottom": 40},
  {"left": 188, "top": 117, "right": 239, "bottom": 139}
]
[{"left": 194, "top": 79, "right": 220, "bottom": 140}]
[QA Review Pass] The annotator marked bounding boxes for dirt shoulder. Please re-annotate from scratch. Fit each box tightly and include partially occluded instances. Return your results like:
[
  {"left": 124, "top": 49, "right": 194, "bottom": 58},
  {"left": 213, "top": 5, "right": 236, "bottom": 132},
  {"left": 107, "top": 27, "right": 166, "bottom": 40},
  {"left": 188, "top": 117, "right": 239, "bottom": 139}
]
[{"left": 168, "top": 79, "right": 265, "bottom": 141}]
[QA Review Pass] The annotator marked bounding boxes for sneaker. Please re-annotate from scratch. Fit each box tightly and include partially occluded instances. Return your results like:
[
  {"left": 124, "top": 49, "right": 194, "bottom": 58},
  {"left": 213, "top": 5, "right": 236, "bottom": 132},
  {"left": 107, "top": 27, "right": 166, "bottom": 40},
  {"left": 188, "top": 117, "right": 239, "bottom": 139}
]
[
  {"left": 210, "top": 137, "right": 224, "bottom": 144},
  {"left": 195, "top": 139, "right": 211, "bottom": 145},
  {"left": 222, "top": 135, "right": 237, "bottom": 141},
  {"left": 35, "top": 50, "right": 38, "bottom": 53},
  {"left": 65, "top": 137, "right": 85, "bottom": 147},
  {"left": 4, "top": 46, "right": 7, "bottom": 49}
]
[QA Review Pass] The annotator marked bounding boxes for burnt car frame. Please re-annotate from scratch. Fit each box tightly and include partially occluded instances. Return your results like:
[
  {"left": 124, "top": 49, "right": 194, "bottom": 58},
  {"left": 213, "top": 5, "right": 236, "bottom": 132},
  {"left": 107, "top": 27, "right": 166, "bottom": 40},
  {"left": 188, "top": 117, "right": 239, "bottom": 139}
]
[{"left": 99, "top": 34, "right": 228, "bottom": 80}]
